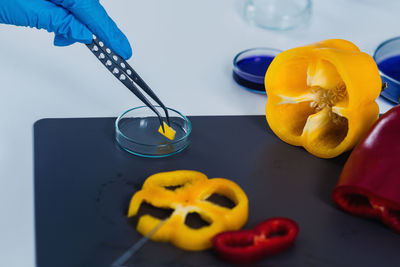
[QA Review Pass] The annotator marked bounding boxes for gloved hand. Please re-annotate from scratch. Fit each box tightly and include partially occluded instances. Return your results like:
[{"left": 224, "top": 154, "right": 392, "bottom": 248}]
[{"left": 0, "top": 0, "right": 132, "bottom": 59}]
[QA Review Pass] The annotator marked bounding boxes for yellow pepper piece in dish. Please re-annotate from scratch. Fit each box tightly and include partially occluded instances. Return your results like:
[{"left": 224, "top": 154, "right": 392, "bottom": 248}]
[
  {"left": 127, "top": 170, "right": 249, "bottom": 251},
  {"left": 158, "top": 122, "right": 176, "bottom": 140},
  {"left": 265, "top": 39, "right": 381, "bottom": 158}
]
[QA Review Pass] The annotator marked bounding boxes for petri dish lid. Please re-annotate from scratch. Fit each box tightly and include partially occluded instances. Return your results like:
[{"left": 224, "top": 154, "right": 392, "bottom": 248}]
[
  {"left": 232, "top": 48, "right": 281, "bottom": 94},
  {"left": 115, "top": 106, "right": 191, "bottom": 158}
]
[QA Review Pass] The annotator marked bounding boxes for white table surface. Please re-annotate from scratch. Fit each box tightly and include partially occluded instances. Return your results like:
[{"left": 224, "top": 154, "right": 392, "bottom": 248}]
[{"left": 0, "top": 0, "right": 397, "bottom": 266}]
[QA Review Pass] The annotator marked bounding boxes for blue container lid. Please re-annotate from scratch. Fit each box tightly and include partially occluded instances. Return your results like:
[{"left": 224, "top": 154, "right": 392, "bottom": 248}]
[
  {"left": 232, "top": 48, "right": 281, "bottom": 94},
  {"left": 373, "top": 37, "right": 400, "bottom": 104}
]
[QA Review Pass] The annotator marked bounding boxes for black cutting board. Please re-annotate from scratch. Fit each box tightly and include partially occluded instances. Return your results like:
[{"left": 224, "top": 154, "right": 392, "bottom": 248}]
[{"left": 34, "top": 116, "right": 400, "bottom": 267}]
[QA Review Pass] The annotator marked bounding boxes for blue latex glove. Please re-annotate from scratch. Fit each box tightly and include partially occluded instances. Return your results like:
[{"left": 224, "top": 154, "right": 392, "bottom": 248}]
[{"left": 0, "top": 0, "right": 132, "bottom": 59}]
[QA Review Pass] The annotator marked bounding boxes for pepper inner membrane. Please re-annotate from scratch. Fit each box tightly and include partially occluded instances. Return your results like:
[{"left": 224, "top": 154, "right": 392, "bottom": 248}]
[
  {"left": 274, "top": 101, "right": 316, "bottom": 136},
  {"left": 306, "top": 82, "right": 349, "bottom": 149},
  {"left": 307, "top": 109, "right": 349, "bottom": 149},
  {"left": 275, "top": 59, "right": 349, "bottom": 148}
]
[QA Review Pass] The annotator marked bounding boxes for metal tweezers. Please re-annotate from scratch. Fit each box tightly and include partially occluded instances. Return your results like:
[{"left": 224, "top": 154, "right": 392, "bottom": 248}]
[{"left": 86, "top": 36, "right": 170, "bottom": 131}]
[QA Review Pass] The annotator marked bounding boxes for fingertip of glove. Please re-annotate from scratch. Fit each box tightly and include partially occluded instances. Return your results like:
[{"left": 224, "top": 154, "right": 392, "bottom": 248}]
[
  {"left": 97, "top": 32, "right": 132, "bottom": 59},
  {"left": 123, "top": 46, "right": 133, "bottom": 60},
  {"left": 117, "top": 36, "right": 133, "bottom": 60}
]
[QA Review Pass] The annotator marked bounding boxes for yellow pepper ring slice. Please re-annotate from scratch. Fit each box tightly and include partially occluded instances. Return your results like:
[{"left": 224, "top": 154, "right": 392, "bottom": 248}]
[
  {"left": 127, "top": 170, "right": 249, "bottom": 251},
  {"left": 265, "top": 39, "right": 381, "bottom": 158}
]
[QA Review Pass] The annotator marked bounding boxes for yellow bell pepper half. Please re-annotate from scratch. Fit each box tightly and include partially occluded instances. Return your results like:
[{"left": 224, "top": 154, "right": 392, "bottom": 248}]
[
  {"left": 127, "top": 170, "right": 249, "bottom": 251},
  {"left": 265, "top": 39, "right": 381, "bottom": 158}
]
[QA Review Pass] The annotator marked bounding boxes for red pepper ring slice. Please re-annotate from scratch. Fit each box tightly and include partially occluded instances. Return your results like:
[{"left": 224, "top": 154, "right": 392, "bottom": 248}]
[{"left": 212, "top": 217, "right": 299, "bottom": 264}]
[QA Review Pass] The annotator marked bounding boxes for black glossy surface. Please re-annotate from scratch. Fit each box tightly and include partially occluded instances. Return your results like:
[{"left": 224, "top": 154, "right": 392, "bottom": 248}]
[{"left": 34, "top": 116, "right": 400, "bottom": 267}]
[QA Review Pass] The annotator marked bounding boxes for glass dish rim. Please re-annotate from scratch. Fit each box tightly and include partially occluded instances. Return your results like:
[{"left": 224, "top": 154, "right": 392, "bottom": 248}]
[
  {"left": 373, "top": 36, "right": 400, "bottom": 86},
  {"left": 233, "top": 47, "right": 282, "bottom": 80},
  {"left": 115, "top": 106, "right": 192, "bottom": 147},
  {"left": 245, "top": 0, "right": 312, "bottom": 31},
  {"left": 119, "top": 145, "right": 186, "bottom": 158}
]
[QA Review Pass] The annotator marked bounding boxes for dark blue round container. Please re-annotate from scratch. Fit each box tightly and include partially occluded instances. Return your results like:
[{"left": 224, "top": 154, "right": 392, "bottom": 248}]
[
  {"left": 373, "top": 37, "right": 400, "bottom": 104},
  {"left": 233, "top": 48, "right": 281, "bottom": 94}
]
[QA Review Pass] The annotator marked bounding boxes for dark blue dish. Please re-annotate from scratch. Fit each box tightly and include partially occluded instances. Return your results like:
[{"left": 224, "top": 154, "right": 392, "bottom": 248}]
[
  {"left": 233, "top": 48, "right": 281, "bottom": 94},
  {"left": 374, "top": 37, "right": 400, "bottom": 104}
]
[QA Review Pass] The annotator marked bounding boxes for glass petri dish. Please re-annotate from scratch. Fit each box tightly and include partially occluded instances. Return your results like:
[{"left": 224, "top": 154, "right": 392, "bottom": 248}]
[
  {"left": 233, "top": 47, "right": 281, "bottom": 94},
  {"left": 244, "top": 0, "right": 312, "bottom": 31},
  {"left": 373, "top": 37, "right": 400, "bottom": 104},
  {"left": 115, "top": 106, "right": 191, "bottom": 158}
]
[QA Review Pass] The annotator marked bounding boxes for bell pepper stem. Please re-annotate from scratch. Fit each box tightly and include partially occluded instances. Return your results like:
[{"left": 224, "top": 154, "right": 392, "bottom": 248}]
[{"left": 381, "top": 82, "right": 387, "bottom": 92}]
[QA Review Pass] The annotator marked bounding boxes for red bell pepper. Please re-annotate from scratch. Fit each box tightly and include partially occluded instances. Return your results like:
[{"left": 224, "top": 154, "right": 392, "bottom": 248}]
[
  {"left": 333, "top": 105, "right": 400, "bottom": 233},
  {"left": 212, "top": 217, "right": 299, "bottom": 264}
]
